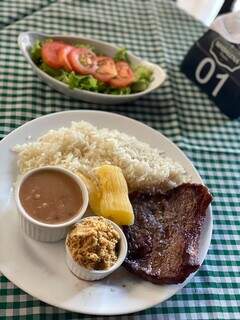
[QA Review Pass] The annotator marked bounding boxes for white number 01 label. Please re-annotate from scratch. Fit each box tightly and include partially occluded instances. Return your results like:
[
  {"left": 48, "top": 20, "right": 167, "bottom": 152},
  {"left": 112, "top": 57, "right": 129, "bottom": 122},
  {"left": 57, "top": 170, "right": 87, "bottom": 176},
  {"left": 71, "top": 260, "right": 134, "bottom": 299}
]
[{"left": 195, "top": 57, "right": 229, "bottom": 97}]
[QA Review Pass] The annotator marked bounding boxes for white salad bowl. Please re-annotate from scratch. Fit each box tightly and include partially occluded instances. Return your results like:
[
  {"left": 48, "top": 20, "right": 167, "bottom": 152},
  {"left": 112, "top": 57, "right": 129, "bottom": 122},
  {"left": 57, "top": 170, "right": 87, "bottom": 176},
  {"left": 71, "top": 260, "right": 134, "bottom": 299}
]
[{"left": 18, "top": 31, "right": 166, "bottom": 104}]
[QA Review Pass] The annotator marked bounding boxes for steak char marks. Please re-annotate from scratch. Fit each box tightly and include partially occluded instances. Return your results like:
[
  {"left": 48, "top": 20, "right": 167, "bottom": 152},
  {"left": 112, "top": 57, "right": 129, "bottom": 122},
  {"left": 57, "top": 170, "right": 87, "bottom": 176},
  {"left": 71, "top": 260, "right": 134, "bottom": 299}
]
[{"left": 123, "top": 183, "right": 212, "bottom": 284}]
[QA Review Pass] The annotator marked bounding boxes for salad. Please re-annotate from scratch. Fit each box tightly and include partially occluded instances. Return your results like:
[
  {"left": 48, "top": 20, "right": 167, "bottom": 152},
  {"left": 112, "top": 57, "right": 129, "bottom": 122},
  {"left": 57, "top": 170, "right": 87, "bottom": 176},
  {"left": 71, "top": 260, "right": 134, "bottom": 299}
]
[{"left": 31, "top": 40, "right": 153, "bottom": 95}]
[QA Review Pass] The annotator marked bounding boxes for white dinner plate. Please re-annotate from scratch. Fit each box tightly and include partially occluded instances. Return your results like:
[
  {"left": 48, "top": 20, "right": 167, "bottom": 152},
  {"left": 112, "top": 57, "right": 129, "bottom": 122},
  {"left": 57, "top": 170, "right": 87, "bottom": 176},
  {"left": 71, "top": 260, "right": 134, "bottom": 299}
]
[{"left": 0, "top": 110, "right": 212, "bottom": 315}]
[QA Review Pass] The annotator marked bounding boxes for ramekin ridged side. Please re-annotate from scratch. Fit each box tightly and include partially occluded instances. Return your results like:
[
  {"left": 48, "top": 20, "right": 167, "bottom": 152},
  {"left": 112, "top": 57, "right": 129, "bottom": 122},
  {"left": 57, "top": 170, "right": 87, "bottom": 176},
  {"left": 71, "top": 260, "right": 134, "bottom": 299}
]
[
  {"left": 65, "top": 245, "right": 110, "bottom": 281},
  {"left": 19, "top": 213, "right": 68, "bottom": 242}
]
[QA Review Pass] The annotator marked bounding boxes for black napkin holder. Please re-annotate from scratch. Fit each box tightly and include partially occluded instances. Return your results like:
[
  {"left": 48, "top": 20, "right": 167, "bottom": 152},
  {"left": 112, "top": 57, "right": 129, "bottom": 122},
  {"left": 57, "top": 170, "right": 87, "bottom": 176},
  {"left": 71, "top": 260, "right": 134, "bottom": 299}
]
[{"left": 181, "top": 30, "right": 240, "bottom": 119}]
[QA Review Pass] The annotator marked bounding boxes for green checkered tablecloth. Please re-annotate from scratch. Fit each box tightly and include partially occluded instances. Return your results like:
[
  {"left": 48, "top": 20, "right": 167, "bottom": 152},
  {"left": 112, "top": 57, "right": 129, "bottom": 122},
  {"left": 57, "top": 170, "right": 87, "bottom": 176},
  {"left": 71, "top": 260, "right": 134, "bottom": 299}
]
[{"left": 0, "top": 0, "right": 239, "bottom": 319}]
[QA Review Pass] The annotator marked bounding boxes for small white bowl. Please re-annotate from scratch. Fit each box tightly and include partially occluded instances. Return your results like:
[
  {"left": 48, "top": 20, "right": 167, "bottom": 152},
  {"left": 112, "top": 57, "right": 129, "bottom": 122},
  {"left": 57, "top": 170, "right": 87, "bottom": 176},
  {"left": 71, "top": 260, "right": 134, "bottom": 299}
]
[
  {"left": 18, "top": 31, "right": 166, "bottom": 105},
  {"left": 65, "top": 217, "right": 128, "bottom": 281},
  {"left": 15, "top": 166, "right": 89, "bottom": 242}
]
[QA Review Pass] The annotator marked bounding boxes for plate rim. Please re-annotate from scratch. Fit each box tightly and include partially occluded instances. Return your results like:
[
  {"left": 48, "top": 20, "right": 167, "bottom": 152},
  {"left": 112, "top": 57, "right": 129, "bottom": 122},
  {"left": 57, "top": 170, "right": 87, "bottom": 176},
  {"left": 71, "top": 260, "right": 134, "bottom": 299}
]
[{"left": 0, "top": 110, "right": 213, "bottom": 315}]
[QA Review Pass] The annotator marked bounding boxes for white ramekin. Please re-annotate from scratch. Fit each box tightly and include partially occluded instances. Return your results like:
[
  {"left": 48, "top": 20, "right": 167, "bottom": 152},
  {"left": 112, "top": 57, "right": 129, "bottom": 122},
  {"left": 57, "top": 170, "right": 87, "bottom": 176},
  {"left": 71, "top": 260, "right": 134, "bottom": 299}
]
[
  {"left": 65, "top": 217, "right": 128, "bottom": 281},
  {"left": 15, "top": 166, "right": 89, "bottom": 242}
]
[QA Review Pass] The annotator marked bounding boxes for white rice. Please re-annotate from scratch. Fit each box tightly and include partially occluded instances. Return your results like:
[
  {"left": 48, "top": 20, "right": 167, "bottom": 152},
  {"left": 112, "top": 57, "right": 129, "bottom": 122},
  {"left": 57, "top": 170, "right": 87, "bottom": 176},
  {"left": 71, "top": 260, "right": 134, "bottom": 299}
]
[{"left": 13, "top": 121, "right": 188, "bottom": 191}]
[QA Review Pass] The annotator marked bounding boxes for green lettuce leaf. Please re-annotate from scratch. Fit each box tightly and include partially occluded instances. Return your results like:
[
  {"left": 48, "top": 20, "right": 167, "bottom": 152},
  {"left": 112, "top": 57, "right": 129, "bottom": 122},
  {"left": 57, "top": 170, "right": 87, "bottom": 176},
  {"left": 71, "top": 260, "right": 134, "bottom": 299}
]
[
  {"left": 105, "top": 87, "right": 131, "bottom": 95},
  {"left": 40, "top": 63, "right": 63, "bottom": 77},
  {"left": 114, "top": 48, "right": 129, "bottom": 62},
  {"left": 30, "top": 40, "right": 42, "bottom": 64},
  {"left": 57, "top": 72, "right": 99, "bottom": 91},
  {"left": 131, "top": 65, "right": 153, "bottom": 93}
]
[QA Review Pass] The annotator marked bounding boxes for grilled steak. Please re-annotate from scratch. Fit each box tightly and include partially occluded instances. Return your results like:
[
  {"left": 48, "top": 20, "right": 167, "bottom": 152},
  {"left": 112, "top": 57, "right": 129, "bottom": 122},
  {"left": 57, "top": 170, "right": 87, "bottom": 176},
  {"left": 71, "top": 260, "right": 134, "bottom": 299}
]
[{"left": 123, "top": 183, "right": 212, "bottom": 284}]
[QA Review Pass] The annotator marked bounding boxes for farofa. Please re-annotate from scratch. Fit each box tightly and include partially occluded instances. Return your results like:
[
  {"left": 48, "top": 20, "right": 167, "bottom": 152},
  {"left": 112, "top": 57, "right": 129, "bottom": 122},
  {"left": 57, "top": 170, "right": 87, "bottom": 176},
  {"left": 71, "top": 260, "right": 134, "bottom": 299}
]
[
  {"left": 13, "top": 121, "right": 188, "bottom": 191},
  {"left": 66, "top": 217, "right": 120, "bottom": 270}
]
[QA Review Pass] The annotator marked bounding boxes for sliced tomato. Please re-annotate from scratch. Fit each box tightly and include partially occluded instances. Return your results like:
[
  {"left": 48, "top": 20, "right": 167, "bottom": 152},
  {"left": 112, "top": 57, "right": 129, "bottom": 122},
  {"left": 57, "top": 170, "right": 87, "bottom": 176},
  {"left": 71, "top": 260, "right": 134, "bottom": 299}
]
[
  {"left": 58, "top": 45, "right": 74, "bottom": 71},
  {"left": 41, "top": 41, "right": 66, "bottom": 69},
  {"left": 109, "top": 61, "right": 134, "bottom": 88},
  {"left": 68, "top": 48, "right": 97, "bottom": 75},
  {"left": 94, "top": 56, "right": 117, "bottom": 82}
]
